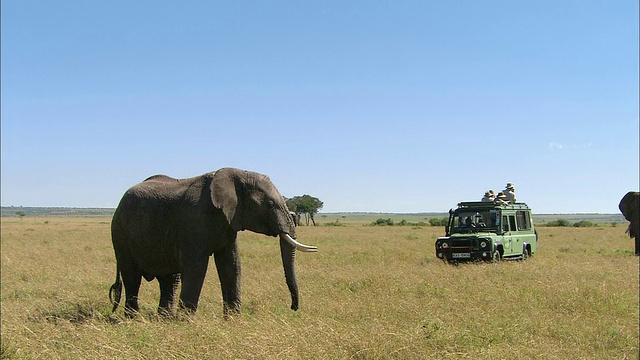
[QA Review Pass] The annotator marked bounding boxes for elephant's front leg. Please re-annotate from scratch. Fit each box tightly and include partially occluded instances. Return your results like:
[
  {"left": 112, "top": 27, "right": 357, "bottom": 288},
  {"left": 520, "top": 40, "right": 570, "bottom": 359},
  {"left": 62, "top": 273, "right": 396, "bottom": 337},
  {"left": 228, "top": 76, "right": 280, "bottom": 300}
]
[
  {"left": 214, "top": 240, "right": 242, "bottom": 315},
  {"left": 179, "top": 257, "right": 210, "bottom": 313}
]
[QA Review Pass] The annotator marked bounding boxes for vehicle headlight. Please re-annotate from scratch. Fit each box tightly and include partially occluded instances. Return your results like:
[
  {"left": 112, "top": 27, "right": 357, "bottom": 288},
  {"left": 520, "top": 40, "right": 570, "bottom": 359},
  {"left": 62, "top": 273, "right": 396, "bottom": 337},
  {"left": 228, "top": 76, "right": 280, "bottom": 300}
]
[
  {"left": 480, "top": 241, "right": 487, "bottom": 248},
  {"left": 441, "top": 242, "right": 449, "bottom": 248}
]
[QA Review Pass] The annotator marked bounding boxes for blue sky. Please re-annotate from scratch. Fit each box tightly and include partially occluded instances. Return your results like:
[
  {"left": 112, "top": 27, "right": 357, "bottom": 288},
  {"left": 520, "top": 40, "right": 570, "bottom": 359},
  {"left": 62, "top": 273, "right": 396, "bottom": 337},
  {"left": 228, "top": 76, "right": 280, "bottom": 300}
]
[{"left": 2, "top": 1, "right": 638, "bottom": 213}]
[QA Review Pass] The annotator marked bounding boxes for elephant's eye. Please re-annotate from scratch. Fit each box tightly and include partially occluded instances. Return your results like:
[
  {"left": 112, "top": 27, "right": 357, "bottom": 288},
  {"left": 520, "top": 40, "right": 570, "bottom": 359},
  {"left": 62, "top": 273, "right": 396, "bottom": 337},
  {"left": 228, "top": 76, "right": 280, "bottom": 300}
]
[{"left": 267, "top": 199, "right": 276, "bottom": 208}]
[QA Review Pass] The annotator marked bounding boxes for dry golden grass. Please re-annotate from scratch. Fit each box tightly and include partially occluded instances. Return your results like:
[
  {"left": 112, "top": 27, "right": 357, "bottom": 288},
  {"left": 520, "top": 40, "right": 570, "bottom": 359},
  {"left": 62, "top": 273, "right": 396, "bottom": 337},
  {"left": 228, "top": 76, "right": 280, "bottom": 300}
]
[{"left": 1, "top": 217, "right": 638, "bottom": 359}]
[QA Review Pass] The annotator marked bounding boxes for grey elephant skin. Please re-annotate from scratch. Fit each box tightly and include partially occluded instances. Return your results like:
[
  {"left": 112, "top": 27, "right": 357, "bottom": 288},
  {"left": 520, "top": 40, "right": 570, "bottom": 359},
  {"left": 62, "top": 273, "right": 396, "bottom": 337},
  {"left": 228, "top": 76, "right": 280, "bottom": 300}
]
[
  {"left": 618, "top": 191, "right": 639, "bottom": 256},
  {"left": 109, "top": 167, "right": 317, "bottom": 317}
]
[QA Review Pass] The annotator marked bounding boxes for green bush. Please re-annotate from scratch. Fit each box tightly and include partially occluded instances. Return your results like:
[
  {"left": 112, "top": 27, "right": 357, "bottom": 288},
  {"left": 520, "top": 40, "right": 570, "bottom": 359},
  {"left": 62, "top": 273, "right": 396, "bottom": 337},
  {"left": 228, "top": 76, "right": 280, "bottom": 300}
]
[
  {"left": 373, "top": 218, "right": 394, "bottom": 226},
  {"left": 428, "top": 218, "right": 448, "bottom": 227},
  {"left": 573, "top": 221, "right": 597, "bottom": 227},
  {"left": 370, "top": 219, "right": 435, "bottom": 227},
  {"left": 324, "top": 221, "right": 346, "bottom": 227},
  {"left": 546, "top": 219, "right": 571, "bottom": 227}
]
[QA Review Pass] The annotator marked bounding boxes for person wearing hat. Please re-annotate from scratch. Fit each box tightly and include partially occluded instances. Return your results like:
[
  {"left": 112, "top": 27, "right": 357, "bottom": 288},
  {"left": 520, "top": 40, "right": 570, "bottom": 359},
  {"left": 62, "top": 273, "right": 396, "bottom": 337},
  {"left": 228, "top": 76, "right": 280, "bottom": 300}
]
[
  {"left": 504, "top": 183, "right": 517, "bottom": 203},
  {"left": 481, "top": 190, "right": 495, "bottom": 202},
  {"left": 495, "top": 192, "right": 509, "bottom": 205}
]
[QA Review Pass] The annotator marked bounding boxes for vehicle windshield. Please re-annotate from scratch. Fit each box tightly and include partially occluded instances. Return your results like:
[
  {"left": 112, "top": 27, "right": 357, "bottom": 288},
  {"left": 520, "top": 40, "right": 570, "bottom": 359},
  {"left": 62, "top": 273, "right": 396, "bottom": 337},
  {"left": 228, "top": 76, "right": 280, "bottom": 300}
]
[{"left": 451, "top": 209, "right": 499, "bottom": 233}]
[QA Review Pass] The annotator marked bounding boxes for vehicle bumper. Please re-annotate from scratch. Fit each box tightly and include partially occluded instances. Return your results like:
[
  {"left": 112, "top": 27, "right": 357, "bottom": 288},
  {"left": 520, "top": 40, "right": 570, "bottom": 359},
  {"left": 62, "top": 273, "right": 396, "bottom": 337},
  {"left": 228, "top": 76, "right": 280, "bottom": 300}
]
[{"left": 436, "top": 250, "right": 493, "bottom": 261}]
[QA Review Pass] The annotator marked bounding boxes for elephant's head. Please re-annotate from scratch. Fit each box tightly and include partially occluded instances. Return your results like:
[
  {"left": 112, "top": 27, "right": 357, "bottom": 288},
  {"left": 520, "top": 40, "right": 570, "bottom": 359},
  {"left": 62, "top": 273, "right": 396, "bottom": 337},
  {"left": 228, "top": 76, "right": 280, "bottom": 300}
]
[
  {"left": 210, "top": 167, "right": 317, "bottom": 310},
  {"left": 619, "top": 191, "right": 639, "bottom": 239}
]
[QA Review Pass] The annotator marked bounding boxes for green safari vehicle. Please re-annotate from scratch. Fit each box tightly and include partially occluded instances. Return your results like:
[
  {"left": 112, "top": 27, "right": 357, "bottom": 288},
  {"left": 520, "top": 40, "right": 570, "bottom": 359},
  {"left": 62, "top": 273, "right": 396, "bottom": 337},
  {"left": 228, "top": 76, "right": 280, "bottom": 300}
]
[{"left": 435, "top": 201, "right": 538, "bottom": 262}]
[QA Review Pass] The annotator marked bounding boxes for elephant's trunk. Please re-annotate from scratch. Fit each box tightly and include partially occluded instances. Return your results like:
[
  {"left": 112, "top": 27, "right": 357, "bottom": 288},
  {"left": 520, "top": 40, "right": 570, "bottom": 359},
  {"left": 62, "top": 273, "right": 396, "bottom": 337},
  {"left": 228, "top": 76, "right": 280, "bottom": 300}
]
[
  {"left": 280, "top": 235, "right": 299, "bottom": 310},
  {"left": 279, "top": 234, "right": 317, "bottom": 310}
]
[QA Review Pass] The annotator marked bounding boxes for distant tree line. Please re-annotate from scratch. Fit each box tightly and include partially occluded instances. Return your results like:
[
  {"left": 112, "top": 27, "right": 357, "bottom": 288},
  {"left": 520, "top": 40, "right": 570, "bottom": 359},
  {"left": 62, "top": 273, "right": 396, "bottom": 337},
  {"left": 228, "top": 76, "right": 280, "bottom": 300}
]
[
  {"left": 0, "top": 207, "right": 115, "bottom": 217},
  {"left": 371, "top": 217, "right": 448, "bottom": 227},
  {"left": 368, "top": 218, "right": 617, "bottom": 228},
  {"left": 543, "top": 219, "right": 616, "bottom": 227}
]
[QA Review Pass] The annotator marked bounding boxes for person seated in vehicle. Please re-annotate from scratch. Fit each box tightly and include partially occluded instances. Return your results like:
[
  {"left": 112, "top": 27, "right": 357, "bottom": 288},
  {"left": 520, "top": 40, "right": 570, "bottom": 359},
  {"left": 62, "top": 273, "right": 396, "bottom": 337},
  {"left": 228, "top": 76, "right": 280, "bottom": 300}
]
[
  {"left": 481, "top": 190, "right": 495, "bottom": 202},
  {"left": 495, "top": 192, "right": 509, "bottom": 205},
  {"left": 463, "top": 217, "right": 475, "bottom": 228}
]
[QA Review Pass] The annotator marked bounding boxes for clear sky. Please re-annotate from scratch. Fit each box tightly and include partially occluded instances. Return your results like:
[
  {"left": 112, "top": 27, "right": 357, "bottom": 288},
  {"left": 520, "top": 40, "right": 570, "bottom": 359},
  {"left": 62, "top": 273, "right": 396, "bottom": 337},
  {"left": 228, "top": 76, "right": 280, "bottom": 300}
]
[{"left": 2, "top": 1, "right": 638, "bottom": 214}]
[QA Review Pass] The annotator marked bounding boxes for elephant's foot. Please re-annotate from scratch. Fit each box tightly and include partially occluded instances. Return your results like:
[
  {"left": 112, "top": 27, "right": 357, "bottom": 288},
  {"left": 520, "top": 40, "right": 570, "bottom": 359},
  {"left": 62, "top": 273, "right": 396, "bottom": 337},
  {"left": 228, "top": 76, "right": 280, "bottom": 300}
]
[
  {"left": 124, "top": 298, "right": 140, "bottom": 318},
  {"left": 157, "top": 306, "right": 175, "bottom": 318},
  {"left": 223, "top": 301, "right": 241, "bottom": 318},
  {"left": 178, "top": 299, "right": 198, "bottom": 314},
  {"left": 124, "top": 306, "right": 138, "bottom": 319}
]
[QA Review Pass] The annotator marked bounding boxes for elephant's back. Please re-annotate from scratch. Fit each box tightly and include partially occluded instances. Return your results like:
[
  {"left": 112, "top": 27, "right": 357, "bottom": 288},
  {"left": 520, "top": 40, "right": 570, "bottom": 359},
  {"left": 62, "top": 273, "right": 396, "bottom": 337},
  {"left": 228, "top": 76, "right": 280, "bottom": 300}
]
[
  {"left": 124, "top": 174, "right": 203, "bottom": 202},
  {"left": 143, "top": 174, "right": 177, "bottom": 182}
]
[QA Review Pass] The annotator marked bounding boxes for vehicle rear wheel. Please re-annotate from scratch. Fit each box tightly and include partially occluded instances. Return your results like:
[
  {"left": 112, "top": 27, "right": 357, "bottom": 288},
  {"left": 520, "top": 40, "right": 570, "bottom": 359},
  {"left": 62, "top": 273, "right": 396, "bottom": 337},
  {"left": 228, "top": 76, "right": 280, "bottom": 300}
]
[{"left": 522, "top": 246, "right": 530, "bottom": 261}]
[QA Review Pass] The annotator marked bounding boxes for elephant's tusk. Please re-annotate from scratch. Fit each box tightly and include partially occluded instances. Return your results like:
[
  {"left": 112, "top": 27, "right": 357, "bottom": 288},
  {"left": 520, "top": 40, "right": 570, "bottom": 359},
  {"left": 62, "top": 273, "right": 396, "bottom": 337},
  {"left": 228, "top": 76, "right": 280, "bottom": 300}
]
[{"left": 282, "top": 234, "right": 318, "bottom": 252}]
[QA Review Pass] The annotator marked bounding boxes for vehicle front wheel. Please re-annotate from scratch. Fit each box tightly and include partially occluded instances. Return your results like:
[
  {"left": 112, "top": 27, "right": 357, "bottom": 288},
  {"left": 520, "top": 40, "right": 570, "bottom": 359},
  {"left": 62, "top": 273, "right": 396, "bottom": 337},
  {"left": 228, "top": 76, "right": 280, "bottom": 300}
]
[
  {"left": 492, "top": 250, "right": 501, "bottom": 263},
  {"left": 522, "top": 246, "right": 530, "bottom": 261}
]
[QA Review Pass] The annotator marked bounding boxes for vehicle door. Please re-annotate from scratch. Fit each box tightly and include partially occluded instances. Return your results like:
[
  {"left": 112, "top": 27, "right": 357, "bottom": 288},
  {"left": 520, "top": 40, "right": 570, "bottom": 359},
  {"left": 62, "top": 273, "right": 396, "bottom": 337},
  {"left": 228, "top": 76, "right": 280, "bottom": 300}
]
[
  {"left": 516, "top": 210, "right": 536, "bottom": 252},
  {"left": 501, "top": 214, "right": 518, "bottom": 256}
]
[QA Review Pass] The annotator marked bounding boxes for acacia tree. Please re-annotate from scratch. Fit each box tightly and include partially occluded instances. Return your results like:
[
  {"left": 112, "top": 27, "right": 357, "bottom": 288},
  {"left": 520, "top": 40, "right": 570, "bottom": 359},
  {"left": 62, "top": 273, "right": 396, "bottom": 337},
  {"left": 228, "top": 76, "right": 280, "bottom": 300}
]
[{"left": 286, "top": 195, "right": 323, "bottom": 226}]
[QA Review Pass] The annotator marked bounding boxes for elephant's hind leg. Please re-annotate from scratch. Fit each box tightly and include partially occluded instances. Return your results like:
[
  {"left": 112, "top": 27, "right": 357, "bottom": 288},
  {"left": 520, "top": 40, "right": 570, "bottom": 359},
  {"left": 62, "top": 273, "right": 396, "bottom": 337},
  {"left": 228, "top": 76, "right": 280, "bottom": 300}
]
[
  {"left": 158, "top": 273, "right": 180, "bottom": 316},
  {"left": 121, "top": 270, "right": 142, "bottom": 318}
]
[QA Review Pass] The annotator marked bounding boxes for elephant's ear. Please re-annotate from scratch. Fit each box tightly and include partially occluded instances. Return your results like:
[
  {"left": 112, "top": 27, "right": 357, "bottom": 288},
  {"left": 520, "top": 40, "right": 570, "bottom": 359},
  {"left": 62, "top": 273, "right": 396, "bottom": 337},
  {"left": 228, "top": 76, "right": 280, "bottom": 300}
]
[{"left": 210, "top": 168, "right": 243, "bottom": 231}]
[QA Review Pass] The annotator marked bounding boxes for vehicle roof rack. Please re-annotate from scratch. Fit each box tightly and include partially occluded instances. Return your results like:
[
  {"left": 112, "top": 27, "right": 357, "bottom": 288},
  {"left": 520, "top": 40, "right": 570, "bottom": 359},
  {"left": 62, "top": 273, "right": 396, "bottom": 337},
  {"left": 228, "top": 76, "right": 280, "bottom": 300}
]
[{"left": 456, "top": 201, "right": 530, "bottom": 210}]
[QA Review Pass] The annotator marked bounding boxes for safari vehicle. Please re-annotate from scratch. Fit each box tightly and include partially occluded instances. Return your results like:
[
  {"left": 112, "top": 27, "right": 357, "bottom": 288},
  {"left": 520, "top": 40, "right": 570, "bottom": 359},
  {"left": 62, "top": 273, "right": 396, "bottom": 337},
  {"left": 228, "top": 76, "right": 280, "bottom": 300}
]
[{"left": 435, "top": 201, "right": 537, "bottom": 262}]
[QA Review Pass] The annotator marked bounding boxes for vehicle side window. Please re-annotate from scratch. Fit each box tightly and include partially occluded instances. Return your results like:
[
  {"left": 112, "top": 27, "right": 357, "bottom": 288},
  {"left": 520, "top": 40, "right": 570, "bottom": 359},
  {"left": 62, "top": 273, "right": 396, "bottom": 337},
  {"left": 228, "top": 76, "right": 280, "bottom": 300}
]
[
  {"left": 509, "top": 216, "right": 517, "bottom": 231},
  {"left": 516, "top": 211, "right": 531, "bottom": 230},
  {"left": 502, "top": 215, "right": 509, "bottom": 232}
]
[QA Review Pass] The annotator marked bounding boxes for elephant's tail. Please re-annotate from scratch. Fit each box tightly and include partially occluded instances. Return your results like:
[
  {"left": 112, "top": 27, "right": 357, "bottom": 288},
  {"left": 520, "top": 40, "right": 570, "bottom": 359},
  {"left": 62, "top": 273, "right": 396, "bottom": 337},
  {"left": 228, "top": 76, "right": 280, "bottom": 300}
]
[{"left": 109, "top": 268, "right": 122, "bottom": 313}]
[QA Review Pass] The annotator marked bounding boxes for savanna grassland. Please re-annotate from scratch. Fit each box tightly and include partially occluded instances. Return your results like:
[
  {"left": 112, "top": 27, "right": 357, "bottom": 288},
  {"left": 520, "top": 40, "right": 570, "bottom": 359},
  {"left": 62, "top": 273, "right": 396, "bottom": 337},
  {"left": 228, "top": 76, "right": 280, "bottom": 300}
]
[{"left": 1, "top": 217, "right": 638, "bottom": 359}]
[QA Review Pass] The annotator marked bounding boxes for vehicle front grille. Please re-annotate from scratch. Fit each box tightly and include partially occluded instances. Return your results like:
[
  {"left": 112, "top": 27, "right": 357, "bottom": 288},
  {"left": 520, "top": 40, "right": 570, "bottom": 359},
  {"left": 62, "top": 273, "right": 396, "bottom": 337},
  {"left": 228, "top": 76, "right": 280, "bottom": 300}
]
[{"left": 451, "top": 239, "right": 473, "bottom": 248}]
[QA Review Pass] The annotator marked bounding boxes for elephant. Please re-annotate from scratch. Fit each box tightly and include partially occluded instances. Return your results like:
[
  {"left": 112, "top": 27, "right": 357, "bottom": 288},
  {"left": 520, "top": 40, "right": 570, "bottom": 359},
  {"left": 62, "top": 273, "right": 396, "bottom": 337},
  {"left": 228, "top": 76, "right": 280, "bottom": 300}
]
[
  {"left": 289, "top": 212, "right": 301, "bottom": 227},
  {"left": 109, "top": 167, "right": 318, "bottom": 317},
  {"left": 618, "top": 191, "right": 639, "bottom": 256}
]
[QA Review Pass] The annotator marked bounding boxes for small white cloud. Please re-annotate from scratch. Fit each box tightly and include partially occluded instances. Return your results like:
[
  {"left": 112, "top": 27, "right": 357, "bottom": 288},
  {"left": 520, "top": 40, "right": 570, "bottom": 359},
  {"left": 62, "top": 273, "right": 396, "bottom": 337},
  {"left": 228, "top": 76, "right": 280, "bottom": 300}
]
[
  {"left": 549, "top": 142, "right": 593, "bottom": 152},
  {"left": 548, "top": 142, "right": 564, "bottom": 151}
]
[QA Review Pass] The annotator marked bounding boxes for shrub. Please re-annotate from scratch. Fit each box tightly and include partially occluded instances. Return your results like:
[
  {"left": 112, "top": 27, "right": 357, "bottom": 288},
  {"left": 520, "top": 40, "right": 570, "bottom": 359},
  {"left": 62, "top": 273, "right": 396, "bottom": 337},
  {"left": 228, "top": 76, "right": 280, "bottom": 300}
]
[
  {"left": 573, "top": 221, "right": 597, "bottom": 227},
  {"left": 373, "top": 218, "right": 394, "bottom": 226},
  {"left": 546, "top": 219, "right": 571, "bottom": 227},
  {"left": 324, "top": 221, "right": 346, "bottom": 227},
  {"left": 370, "top": 219, "right": 435, "bottom": 227},
  {"left": 428, "top": 218, "right": 448, "bottom": 227}
]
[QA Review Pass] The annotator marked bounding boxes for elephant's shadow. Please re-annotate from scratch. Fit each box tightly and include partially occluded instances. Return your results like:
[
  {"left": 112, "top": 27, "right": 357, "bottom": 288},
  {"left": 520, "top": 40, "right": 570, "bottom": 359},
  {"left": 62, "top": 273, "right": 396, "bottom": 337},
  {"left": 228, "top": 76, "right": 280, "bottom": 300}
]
[
  {"left": 27, "top": 301, "right": 115, "bottom": 325},
  {"left": 28, "top": 301, "right": 183, "bottom": 325}
]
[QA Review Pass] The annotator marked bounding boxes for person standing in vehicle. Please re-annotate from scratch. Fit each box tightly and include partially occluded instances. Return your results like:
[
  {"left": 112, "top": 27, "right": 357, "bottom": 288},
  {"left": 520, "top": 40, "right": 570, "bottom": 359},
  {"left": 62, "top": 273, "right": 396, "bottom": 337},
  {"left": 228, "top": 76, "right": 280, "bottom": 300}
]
[{"left": 504, "top": 183, "right": 517, "bottom": 203}]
